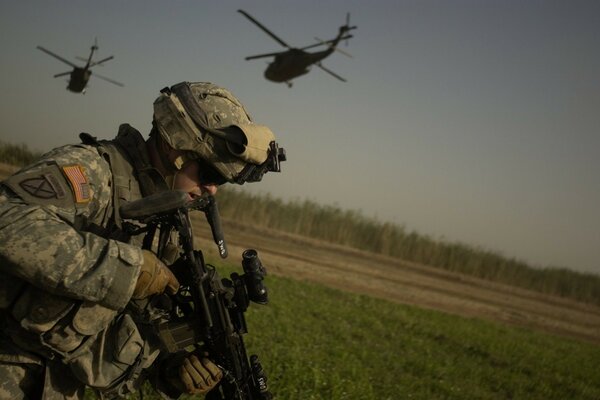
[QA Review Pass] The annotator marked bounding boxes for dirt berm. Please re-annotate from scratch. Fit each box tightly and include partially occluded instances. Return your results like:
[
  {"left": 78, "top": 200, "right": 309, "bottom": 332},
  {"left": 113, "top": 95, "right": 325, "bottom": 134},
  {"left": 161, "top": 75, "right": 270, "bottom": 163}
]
[{"left": 192, "top": 214, "right": 600, "bottom": 345}]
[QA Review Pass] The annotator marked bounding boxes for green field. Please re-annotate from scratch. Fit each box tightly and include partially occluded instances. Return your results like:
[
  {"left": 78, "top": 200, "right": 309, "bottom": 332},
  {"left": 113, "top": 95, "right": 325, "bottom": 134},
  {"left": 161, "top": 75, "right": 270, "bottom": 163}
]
[{"left": 120, "top": 258, "right": 599, "bottom": 400}]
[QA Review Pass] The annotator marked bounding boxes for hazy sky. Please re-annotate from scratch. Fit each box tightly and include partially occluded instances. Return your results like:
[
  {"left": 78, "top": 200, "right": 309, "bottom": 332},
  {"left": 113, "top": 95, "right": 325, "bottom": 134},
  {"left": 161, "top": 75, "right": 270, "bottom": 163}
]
[{"left": 1, "top": 1, "right": 599, "bottom": 274}]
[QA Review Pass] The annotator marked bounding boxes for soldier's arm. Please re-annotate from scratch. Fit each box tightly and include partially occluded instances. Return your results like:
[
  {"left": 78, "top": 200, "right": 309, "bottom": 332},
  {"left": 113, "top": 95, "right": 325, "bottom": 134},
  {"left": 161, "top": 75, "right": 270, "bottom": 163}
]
[{"left": 0, "top": 145, "right": 142, "bottom": 311}]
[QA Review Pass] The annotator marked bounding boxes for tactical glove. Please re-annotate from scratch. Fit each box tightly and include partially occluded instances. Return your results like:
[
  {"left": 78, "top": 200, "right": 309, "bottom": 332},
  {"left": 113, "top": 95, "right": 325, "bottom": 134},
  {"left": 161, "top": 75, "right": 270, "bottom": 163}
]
[
  {"left": 132, "top": 250, "right": 180, "bottom": 299},
  {"left": 178, "top": 354, "right": 223, "bottom": 395}
]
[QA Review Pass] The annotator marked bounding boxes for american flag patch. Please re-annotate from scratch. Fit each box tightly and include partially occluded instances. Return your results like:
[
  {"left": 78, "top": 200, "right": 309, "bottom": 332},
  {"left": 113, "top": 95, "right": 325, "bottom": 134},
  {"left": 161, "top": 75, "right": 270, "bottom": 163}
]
[{"left": 62, "top": 165, "right": 91, "bottom": 203}]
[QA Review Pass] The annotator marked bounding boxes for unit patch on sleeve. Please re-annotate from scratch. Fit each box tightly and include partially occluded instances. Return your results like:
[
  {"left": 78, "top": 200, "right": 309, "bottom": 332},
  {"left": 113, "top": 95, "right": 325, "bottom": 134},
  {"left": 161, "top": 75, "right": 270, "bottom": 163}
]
[
  {"left": 2, "top": 163, "right": 74, "bottom": 209},
  {"left": 62, "top": 165, "right": 91, "bottom": 203}
]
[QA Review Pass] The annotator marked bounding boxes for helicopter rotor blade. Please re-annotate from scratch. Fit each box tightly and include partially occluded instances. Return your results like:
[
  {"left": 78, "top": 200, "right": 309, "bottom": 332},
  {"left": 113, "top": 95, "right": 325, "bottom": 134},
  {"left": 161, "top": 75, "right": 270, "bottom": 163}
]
[
  {"left": 245, "top": 51, "right": 287, "bottom": 60},
  {"left": 238, "top": 9, "right": 292, "bottom": 49},
  {"left": 53, "top": 71, "right": 71, "bottom": 78},
  {"left": 37, "top": 46, "right": 78, "bottom": 68},
  {"left": 77, "top": 54, "right": 113, "bottom": 66},
  {"left": 92, "top": 72, "right": 124, "bottom": 87},
  {"left": 314, "top": 37, "right": 353, "bottom": 58},
  {"left": 315, "top": 62, "right": 346, "bottom": 82},
  {"left": 88, "top": 55, "right": 114, "bottom": 68},
  {"left": 299, "top": 35, "right": 353, "bottom": 51}
]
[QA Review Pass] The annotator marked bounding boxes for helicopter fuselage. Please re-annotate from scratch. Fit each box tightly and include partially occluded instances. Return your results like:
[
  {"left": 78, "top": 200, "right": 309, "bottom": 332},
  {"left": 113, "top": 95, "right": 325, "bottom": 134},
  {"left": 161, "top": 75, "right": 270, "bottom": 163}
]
[
  {"left": 37, "top": 42, "right": 121, "bottom": 93},
  {"left": 265, "top": 48, "right": 333, "bottom": 82},
  {"left": 238, "top": 9, "right": 356, "bottom": 85},
  {"left": 67, "top": 67, "right": 92, "bottom": 93}
]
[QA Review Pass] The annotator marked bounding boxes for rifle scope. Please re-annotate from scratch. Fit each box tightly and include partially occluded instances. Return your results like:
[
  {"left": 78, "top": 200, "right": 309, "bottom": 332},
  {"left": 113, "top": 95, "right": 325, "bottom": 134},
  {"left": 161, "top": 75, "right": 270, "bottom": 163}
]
[{"left": 242, "top": 249, "right": 269, "bottom": 305}]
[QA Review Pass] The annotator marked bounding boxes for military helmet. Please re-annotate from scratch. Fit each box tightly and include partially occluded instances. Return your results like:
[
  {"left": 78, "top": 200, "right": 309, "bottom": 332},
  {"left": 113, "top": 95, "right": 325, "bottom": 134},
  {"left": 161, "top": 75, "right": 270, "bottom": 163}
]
[{"left": 153, "top": 81, "right": 286, "bottom": 184}]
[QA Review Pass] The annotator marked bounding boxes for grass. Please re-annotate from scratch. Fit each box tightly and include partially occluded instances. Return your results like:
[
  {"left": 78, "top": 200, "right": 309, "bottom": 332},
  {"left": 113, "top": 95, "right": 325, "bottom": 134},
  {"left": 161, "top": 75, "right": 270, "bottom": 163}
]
[
  {"left": 240, "top": 269, "right": 600, "bottom": 400},
  {"left": 113, "top": 257, "right": 599, "bottom": 400}
]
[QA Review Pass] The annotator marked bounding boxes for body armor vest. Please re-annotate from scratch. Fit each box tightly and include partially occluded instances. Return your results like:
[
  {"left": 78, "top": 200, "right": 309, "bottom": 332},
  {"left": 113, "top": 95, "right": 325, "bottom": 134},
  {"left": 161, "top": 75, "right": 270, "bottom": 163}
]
[
  {"left": 79, "top": 124, "right": 167, "bottom": 240},
  {"left": 1, "top": 125, "right": 166, "bottom": 355}
]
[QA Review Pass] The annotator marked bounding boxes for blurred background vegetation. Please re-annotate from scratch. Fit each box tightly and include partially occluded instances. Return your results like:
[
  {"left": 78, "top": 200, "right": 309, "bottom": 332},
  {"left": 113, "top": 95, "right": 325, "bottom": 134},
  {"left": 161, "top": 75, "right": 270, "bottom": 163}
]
[
  {"left": 0, "top": 140, "right": 42, "bottom": 167},
  {"left": 217, "top": 188, "right": 600, "bottom": 306}
]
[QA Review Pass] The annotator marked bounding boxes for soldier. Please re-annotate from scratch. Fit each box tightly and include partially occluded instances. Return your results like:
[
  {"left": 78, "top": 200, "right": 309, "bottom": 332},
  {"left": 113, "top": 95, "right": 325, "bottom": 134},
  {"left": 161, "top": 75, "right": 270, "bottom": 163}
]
[{"left": 0, "top": 82, "right": 285, "bottom": 398}]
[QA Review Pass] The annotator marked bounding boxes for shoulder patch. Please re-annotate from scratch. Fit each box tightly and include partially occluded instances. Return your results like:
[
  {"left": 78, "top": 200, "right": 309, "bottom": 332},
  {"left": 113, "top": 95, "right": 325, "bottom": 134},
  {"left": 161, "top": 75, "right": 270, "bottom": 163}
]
[
  {"left": 2, "top": 163, "right": 74, "bottom": 209},
  {"left": 18, "top": 174, "right": 66, "bottom": 199},
  {"left": 62, "top": 165, "right": 91, "bottom": 203}
]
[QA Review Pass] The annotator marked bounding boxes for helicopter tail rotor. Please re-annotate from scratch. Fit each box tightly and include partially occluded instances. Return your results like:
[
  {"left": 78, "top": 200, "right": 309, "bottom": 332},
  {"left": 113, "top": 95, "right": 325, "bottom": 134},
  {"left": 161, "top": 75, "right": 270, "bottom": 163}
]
[{"left": 342, "top": 13, "right": 357, "bottom": 45}]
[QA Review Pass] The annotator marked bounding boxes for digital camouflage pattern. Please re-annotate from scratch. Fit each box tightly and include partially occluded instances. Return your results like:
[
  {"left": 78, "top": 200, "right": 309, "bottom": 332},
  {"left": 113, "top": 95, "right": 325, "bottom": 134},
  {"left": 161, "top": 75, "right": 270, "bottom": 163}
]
[
  {"left": 0, "top": 352, "right": 44, "bottom": 399},
  {"left": 0, "top": 126, "right": 162, "bottom": 399},
  {"left": 0, "top": 143, "right": 142, "bottom": 309}
]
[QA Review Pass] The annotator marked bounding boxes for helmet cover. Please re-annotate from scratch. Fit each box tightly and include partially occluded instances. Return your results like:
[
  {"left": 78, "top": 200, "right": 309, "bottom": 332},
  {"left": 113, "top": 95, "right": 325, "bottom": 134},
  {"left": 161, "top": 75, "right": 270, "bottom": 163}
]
[{"left": 153, "top": 81, "right": 285, "bottom": 183}]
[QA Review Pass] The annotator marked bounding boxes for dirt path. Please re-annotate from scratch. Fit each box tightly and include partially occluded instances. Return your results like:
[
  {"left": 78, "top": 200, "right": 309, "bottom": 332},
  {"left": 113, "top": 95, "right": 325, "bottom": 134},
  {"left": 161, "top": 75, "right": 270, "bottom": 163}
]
[{"left": 192, "top": 215, "right": 600, "bottom": 345}]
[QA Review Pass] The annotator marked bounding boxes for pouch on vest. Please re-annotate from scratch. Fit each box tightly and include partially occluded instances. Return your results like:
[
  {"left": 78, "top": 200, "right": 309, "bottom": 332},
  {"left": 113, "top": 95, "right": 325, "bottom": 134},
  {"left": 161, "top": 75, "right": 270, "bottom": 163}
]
[
  {"left": 67, "top": 313, "right": 145, "bottom": 390},
  {"left": 10, "top": 287, "right": 117, "bottom": 355}
]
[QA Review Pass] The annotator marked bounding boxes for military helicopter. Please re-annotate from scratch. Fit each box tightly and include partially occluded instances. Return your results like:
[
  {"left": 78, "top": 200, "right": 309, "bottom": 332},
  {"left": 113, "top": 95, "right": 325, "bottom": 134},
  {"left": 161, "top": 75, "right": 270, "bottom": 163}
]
[
  {"left": 238, "top": 9, "right": 357, "bottom": 87},
  {"left": 36, "top": 39, "right": 124, "bottom": 93}
]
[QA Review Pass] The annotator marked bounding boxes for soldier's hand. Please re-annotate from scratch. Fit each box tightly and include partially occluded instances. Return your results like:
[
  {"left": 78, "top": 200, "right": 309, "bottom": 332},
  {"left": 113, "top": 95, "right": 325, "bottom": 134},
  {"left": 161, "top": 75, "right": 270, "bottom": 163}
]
[
  {"left": 132, "top": 250, "right": 180, "bottom": 299},
  {"left": 178, "top": 354, "right": 223, "bottom": 395}
]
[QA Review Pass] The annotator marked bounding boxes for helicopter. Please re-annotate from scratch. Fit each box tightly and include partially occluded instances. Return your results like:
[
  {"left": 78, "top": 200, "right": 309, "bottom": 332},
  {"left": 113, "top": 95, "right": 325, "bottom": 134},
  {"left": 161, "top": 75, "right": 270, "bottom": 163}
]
[
  {"left": 238, "top": 9, "right": 357, "bottom": 87},
  {"left": 36, "top": 39, "right": 124, "bottom": 93}
]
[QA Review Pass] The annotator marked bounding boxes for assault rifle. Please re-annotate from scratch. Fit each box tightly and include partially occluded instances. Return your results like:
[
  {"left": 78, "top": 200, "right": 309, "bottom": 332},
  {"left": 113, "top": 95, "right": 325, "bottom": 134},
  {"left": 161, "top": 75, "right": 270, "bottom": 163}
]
[{"left": 120, "top": 190, "right": 272, "bottom": 399}]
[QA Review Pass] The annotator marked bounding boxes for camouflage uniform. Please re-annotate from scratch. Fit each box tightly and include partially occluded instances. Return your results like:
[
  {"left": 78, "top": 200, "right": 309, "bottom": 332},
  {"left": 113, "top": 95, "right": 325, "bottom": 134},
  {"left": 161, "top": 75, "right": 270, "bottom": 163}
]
[
  {"left": 0, "top": 124, "right": 168, "bottom": 399},
  {"left": 0, "top": 81, "right": 285, "bottom": 399}
]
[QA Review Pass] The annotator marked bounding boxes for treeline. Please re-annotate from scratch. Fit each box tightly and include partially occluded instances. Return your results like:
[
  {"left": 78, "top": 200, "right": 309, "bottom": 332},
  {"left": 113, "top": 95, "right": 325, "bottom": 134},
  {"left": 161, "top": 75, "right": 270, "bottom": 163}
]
[
  {"left": 2, "top": 142, "right": 599, "bottom": 306},
  {"left": 0, "top": 140, "right": 43, "bottom": 166},
  {"left": 217, "top": 188, "right": 600, "bottom": 306}
]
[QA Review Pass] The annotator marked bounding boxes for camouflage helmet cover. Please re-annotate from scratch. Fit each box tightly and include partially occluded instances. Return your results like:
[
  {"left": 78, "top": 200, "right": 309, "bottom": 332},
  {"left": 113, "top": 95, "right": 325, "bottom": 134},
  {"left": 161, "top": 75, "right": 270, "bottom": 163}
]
[{"left": 153, "top": 81, "right": 284, "bottom": 183}]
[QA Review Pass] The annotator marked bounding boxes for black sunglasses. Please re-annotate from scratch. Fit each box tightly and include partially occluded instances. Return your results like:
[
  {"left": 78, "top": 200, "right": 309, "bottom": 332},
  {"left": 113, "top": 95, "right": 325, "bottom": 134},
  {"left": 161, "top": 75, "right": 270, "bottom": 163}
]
[{"left": 196, "top": 159, "right": 227, "bottom": 186}]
